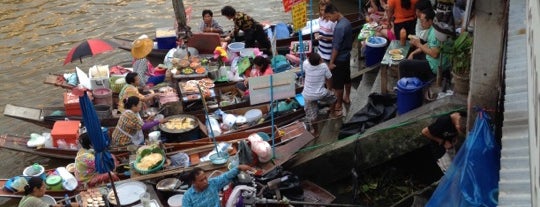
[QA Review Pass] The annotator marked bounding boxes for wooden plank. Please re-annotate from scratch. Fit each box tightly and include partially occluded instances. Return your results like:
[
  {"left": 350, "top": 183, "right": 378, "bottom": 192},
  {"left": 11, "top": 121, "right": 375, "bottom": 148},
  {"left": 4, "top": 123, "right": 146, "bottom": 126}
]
[{"left": 3, "top": 104, "right": 43, "bottom": 121}]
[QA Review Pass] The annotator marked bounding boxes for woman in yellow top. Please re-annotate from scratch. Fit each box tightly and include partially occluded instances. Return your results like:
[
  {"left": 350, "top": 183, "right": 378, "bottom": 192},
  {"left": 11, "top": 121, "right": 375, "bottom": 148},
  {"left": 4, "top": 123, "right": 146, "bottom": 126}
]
[
  {"left": 18, "top": 177, "right": 79, "bottom": 207},
  {"left": 118, "top": 72, "right": 158, "bottom": 113},
  {"left": 74, "top": 133, "right": 119, "bottom": 187},
  {"left": 112, "top": 96, "right": 167, "bottom": 147}
]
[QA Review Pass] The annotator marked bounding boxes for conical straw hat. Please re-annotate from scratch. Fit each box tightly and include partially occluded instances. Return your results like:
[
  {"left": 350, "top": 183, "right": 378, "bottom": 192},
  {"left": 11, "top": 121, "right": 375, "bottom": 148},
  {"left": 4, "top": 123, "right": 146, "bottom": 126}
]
[{"left": 131, "top": 38, "right": 153, "bottom": 59}]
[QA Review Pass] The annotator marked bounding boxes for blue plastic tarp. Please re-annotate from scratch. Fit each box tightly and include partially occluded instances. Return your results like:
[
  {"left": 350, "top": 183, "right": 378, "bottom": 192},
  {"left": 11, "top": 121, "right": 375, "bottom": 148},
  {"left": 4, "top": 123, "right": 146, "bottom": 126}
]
[{"left": 426, "top": 111, "right": 501, "bottom": 207}]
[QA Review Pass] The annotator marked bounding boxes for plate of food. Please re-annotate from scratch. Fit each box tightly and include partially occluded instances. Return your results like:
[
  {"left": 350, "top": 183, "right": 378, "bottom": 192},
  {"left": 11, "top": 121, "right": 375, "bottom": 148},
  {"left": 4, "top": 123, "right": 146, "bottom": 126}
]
[
  {"left": 182, "top": 67, "right": 194, "bottom": 74},
  {"left": 391, "top": 54, "right": 405, "bottom": 61},
  {"left": 195, "top": 67, "right": 206, "bottom": 74},
  {"left": 388, "top": 48, "right": 402, "bottom": 55}
]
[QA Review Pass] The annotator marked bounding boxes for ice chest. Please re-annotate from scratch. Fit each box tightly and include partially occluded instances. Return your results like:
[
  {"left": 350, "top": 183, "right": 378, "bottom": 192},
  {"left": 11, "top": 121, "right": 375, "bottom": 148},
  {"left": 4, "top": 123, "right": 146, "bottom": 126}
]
[
  {"left": 156, "top": 27, "right": 177, "bottom": 50},
  {"left": 51, "top": 120, "right": 80, "bottom": 148},
  {"left": 63, "top": 92, "right": 82, "bottom": 116},
  {"left": 89, "top": 65, "right": 110, "bottom": 89}
]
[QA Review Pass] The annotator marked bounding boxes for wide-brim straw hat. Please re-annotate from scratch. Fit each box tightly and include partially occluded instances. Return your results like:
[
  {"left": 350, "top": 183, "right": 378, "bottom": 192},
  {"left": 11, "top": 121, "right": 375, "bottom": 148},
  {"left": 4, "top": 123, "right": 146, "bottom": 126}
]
[{"left": 131, "top": 38, "right": 153, "bottom": 59}]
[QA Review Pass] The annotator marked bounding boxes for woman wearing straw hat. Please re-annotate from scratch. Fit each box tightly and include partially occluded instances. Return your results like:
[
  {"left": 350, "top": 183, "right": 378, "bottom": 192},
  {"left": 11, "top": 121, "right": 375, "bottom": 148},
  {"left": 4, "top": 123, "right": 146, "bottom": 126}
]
[{"left": 131, "top": 37, "right": 158, "bottom": 88}]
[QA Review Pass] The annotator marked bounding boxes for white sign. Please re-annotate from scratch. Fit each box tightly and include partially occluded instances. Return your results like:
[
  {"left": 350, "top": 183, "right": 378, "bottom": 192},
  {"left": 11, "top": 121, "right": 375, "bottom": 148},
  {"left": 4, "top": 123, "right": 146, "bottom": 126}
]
[{"left": 248, "top": 72, "right": 297, "bottom": 105}]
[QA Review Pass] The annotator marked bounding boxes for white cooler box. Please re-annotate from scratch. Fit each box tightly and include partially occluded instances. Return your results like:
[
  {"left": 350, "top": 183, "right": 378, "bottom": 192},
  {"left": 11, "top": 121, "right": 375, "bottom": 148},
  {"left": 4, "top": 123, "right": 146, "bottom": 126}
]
[{"left": 89, "top": 65, "right": 110, "bottom": 89}]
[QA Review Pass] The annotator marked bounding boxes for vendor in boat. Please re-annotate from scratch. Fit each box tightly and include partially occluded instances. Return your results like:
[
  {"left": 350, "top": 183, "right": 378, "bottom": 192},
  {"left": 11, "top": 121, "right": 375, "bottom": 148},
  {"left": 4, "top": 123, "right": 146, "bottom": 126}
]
[
  {"left": 112, "top": 96, "right": 167, "bottom": 147},
  {"left": 199, "top": 9, "right": 224, "bottom": 34},
  {"left": 220, "top": 5, "right": 271, "bottom": 55},
  {"left": 237, "top": 55, "right": 273, "bottom": 97},
  {"left": 118, "top": 72, "right": 158, "bottom": 113},
  {"left": 131, "top": 37, "right": 164, "bottom": 88},
  {"left": 181, "top": 165, "right": 253, "bottom": 207},
  {"left": 18, "top": 177, "right": 79, "bottom": 207},
  {"left": 131, "top": 37, "right": 153, "bottom": 88},
  {"left": 75, "top": 133, "right": 119, "bottom": 187}
]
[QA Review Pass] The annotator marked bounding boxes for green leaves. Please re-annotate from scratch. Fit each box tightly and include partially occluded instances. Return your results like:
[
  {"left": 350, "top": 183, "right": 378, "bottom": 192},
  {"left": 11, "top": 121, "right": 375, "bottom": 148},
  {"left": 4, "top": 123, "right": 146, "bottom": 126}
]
[{"left": 442, "top": 31, "right": 473, "bottom": 75}]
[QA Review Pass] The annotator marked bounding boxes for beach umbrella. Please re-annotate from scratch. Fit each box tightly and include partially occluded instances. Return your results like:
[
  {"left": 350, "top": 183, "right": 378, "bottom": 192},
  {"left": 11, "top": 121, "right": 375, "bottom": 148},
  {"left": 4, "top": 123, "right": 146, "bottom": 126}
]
[
  {"left": 77, "top": 88, "right": 120, "bottom": 206},
  {"left": 64, "top": 39, "right": 119, "bottom": 65}
]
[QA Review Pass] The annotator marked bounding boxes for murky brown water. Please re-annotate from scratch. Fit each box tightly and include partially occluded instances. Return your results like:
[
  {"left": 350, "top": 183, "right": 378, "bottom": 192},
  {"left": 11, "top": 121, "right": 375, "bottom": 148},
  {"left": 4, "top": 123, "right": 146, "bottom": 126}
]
[{"left": 0, "top": 0, "right": 357, "bottom": 205}]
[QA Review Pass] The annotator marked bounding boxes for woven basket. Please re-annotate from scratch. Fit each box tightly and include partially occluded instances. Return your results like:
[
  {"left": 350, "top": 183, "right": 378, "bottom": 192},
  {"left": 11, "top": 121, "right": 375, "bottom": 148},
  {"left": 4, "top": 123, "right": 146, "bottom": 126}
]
[
  {"left": 133, "top": 150, "right": 166, "bottom": 175},
  {"left": 109, "top": 75, "right": 126, "bottom": 93}
]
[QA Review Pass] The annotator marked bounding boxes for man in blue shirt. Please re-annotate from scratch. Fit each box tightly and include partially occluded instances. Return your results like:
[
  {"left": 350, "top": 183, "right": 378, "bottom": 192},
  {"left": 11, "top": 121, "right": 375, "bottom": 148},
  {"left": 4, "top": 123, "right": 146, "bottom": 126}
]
[
  {"left": 325, "top": 4, "right": 353, "bottom": 118},
  {"left": 181, "top": 164, "right": 252, "bottom": 207}
]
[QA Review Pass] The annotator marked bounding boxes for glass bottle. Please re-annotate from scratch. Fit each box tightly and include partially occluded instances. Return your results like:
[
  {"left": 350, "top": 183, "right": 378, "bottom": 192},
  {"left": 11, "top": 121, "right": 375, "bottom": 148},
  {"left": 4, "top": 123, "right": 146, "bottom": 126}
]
[{"left": 400, "top": 28, "right": 407, "bottom": 46}]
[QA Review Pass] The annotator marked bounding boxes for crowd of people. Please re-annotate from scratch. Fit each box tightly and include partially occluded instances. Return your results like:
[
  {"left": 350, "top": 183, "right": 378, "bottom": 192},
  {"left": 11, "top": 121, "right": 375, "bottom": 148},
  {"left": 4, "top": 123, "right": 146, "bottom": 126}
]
[{"left": 19, "top": 1, "right": 473, "bottom": 206}]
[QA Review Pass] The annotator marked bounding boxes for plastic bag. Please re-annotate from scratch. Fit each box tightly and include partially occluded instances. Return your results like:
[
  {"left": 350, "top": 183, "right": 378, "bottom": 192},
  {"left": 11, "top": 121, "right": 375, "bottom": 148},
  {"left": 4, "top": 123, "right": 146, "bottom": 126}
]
[{"left": 426, "top": 111, "right": 500, "bottom": 207}]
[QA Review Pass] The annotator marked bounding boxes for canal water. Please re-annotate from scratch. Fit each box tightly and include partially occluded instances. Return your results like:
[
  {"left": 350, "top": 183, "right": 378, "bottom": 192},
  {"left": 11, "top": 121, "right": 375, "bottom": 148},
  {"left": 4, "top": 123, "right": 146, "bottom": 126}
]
[{"left": 0, "top": 0, "right": 360, "bottom": 206}]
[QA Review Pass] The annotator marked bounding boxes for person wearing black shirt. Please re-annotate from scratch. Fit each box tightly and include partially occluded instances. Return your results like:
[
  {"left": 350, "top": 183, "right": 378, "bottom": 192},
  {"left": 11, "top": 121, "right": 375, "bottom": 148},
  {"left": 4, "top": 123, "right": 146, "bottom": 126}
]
[{"left": 421, "top": 111, "right": 467, "bottom": 158}]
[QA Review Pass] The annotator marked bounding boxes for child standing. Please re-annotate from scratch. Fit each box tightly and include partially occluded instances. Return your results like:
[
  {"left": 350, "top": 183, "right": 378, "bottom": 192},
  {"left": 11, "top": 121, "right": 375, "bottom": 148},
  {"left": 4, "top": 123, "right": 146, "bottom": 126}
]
[{"left": 301, "top": 53, "right": 336, "bottom": 134}]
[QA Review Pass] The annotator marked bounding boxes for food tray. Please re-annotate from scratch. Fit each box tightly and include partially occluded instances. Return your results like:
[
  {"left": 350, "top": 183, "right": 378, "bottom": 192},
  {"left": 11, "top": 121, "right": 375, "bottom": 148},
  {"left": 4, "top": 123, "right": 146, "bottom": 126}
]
[
  {"left": 173, "top": 70, "right": 208, "bottom": 79},
  {"left": 182, "top": 90, "right": 216, "bottom": 102},
  {"left": 133, "top": 150, "right": 166, "bottom": 175},
  {"left": 178, "top": 81, "right": 214, "bottom": 95}
]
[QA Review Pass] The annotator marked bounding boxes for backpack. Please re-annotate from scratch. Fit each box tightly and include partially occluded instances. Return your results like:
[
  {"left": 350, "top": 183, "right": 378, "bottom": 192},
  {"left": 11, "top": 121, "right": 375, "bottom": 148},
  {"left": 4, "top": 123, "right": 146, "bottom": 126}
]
[{"left": 271, "top": 55, "right": 291, "bottom": 73}]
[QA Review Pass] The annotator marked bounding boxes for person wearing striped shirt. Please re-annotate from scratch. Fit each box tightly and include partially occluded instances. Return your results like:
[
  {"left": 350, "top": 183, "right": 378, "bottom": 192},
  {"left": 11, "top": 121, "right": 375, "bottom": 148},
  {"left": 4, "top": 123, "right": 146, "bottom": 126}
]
[{"left": 317, "top": 0, "right": 335, "bottom": 62}]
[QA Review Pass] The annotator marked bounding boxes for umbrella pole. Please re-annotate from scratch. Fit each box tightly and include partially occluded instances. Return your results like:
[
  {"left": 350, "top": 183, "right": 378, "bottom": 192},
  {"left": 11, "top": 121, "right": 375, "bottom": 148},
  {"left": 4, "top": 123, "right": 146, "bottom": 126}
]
[
  {"left": 197, "top": 84, "right": 220, "bottom": 155},
  {"left": 108, "top": 172, "right": 121, "bottom": 207}
]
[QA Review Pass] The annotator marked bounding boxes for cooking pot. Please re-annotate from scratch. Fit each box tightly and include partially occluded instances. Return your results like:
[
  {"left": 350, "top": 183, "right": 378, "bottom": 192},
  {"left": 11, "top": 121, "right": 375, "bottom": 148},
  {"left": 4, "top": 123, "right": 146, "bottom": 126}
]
[
  {"left": 156, "top": 178, "right": 182, "bottom": 191},
  {"left": 159, "top": 114, "right": 201, "bottom": 142}
]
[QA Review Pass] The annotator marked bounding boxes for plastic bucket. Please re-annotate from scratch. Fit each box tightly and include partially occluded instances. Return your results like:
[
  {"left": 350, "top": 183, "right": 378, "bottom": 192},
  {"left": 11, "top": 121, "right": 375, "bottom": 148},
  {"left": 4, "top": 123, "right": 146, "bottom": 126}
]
[
  {"left": 92, "top": 88, "right": 113, "bottom": 107},
  {"left": 23, "top": 164, "right": 46, "bottom": 180},
  {"left": 227, "top": 42, "right": 245, "bottom": 53},
  {"left": 365, "top": 37, "right": 387, "bottom": 67},
  {"left": 396, "top": 77, "right": 424, "bottom": 115},
  {"left": 45, "top": 175, "right": 63, "bottom": 191},
  {"left": 94, "top": 105, "right": 112, "bottom": 119}
]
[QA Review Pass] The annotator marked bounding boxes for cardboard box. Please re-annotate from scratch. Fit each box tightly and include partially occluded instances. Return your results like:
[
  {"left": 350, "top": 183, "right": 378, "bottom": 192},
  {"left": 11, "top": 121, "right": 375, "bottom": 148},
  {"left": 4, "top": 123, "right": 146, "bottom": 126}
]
[
  {"left": 156, "top": 27, "right": 177, "bottom": 50},
  {"left": 51, "top": 120, "right": 80, "bottom": 148},
  {"left": 63, "top": 92, "right": 82, "bottom": 116}
]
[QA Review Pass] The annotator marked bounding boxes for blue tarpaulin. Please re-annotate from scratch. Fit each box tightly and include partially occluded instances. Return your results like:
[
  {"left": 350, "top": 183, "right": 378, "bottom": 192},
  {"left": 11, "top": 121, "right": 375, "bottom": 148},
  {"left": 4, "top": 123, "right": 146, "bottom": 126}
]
[
  {"left": 79, "top": 92, "right": 115, "bottom": 173},
  {"left": 426, "top": 110, "right": 501, "bottom": 207}
]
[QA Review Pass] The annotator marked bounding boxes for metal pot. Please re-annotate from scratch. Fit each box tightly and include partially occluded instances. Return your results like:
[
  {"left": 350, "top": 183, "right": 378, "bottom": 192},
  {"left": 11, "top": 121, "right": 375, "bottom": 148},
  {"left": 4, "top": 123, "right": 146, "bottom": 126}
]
[
  {"left": 159, "top": 114, "right": 201, "bottom": 142},
  {"left": 156, "top": 178, "right": 182, "bottom": 191}
]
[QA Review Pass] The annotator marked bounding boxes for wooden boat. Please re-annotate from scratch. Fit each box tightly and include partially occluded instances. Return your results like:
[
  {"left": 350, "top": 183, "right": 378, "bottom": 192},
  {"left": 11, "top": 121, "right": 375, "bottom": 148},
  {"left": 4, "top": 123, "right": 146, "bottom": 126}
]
[
  {"left": 129, "top": 121, "right": 313, "bottom": 181},
  {"left": 0, "top": 120, "right": 283, "bottom": 160},
  {"left": 193, "top": 103, "right": 305, "bottom": 136},
  {"left": 0, "top": 179, "right": 79, "bottom": 199},
  {"left": 113, "top": 12, "right": 365, "bottom": 65}
]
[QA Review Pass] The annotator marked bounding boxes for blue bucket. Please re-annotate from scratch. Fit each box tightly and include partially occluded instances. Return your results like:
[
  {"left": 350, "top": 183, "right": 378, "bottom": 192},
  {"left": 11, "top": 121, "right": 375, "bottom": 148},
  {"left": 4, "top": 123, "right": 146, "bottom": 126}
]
[
  {"left": 365, "top": 37, "right": 387, "bottom": 67},
  {"left": 396, "top": 77, "right": 424, "bottom": 115}
]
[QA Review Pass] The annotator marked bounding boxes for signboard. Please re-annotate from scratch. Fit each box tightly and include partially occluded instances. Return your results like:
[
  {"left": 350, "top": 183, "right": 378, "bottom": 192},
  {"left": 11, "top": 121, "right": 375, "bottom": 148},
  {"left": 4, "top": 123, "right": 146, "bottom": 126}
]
[
  {"left": 248, "top": 72, "right": 297, "bottom": 105},
  {"left": 291, "top": 1, "right": 307, "bottom": 30},
  {"left": 282, "top": 0, "right": 305, "bottom": 12}
]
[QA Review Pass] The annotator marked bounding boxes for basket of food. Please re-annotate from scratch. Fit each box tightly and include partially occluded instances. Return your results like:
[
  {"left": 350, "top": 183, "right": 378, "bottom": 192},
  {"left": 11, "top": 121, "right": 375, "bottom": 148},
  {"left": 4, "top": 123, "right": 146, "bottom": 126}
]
[
  {"left": 109, "top": 75, "right": 126, "bottom": 93},
  {"left": 133, "top": 147, "right": 166, "bottom": 175}
]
